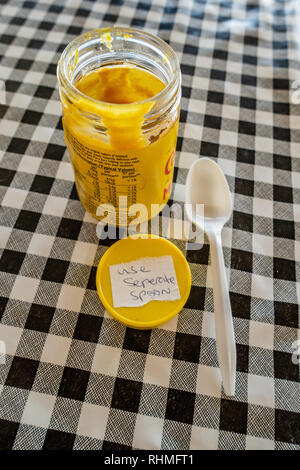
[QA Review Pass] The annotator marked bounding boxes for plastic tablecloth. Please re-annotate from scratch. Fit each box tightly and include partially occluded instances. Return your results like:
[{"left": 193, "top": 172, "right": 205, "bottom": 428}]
[{"left": 0, "top": 0, "right": 299, "bottom": 450}]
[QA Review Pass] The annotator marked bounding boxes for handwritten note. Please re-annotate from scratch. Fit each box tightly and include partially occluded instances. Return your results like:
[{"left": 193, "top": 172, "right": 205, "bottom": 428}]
[{"left": 109, "top": 256, "right": 180, "bottom": 307}]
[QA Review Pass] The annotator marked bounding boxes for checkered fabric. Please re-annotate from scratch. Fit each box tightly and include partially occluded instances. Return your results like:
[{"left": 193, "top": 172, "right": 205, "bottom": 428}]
[{"left": 0, "top": 0, "right": 299, "bottom": 451}]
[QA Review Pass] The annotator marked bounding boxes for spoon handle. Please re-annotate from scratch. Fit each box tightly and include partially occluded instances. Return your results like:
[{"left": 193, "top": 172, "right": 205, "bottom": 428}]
[{"left": 209, "top": 230, "right": 236, "bottom": 396}]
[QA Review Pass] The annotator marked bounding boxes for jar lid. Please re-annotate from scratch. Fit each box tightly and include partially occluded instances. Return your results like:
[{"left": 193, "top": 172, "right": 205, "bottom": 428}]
[{"left": 96, "top": 234, "right": 191, "bottom": 329}]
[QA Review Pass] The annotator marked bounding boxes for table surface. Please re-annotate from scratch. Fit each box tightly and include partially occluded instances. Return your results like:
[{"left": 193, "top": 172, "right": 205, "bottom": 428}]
[{"left": 0, "top": 0, "right": 299, "bottom": 451}]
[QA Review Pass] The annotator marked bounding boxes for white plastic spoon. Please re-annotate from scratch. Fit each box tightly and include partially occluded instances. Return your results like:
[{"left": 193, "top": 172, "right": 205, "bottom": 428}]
[{"left": 185, "top": 157, "right": 236, "bottom": 396}]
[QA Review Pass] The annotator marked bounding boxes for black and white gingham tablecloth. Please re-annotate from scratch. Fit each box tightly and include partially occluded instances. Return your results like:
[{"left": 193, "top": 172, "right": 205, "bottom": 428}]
[{"left": 0, "top": 0, "right": 299, "bottom": 451}]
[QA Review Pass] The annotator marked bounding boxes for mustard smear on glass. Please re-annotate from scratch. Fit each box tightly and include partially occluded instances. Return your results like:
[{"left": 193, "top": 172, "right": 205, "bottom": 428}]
[{"left": 61, "top": 65, "right": 179, "bottom": 222}]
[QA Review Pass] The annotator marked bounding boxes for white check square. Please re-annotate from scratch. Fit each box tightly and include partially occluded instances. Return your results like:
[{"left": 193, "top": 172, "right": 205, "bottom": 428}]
[
  {"left": 143, "top": 354, "right": 172, "bottom": 388},
  {"left": 77, "top": 403, "right": 109, "bottom": 440},
  {"left": 2, "top": 188, "right": 27, "bottom": 209},
  {"left": 249, "top": 320, "right": 274, "bottom": 350},
  {"left": 21, "top": 391, "right": 56, "bottom": 428},
  {"left": 27, "top": 233, "right": 54, "bottom": 258},
  {"left": 133, "top": 415, "right": 164, "bottom": 450},
  {"left": 57, "top": 285, "right": 85, "bottom": 312},
  {"left": 91, "top": 345, "right": 121, "bottom": 376},
  {"left": 248, "top": 374, "right": 275, "bottom": 408},
  {"left": 41, "top": 334, "right": 71, "bottom": 366}
]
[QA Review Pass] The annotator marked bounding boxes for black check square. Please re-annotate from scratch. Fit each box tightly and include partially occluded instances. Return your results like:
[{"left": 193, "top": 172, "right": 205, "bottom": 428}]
[
  {"left": 239, "top": 120, "right": 256, "bottom": 136},
  {"left": 185, "top": 286, "right": 206, "bottom": 310},
  {"left": 0, "top": 168, "right": 16, "bottom": 186},
  {"left": 230, "top": 292, "right": 251, "bottom": 319},
  {"left": 73, "top": 314, "right": 103, "bottom": 343},
  {"left": 181, "top": 64, "right": 195, "bottom": 76},
  {"left": 273, "top": 257, "right": 295, "bottom": 281},
  {"left": 274, "top": 302, "right": 298, "bottom": 328},
  {"left": 207, "top": 90, "right": 224, "bottom": 104},
  {"left": 57, "top": 218, "right": 82, "bottom": 240},
  {"left": 0, "top": 419, "right": 19, "bottom": 450},
  {"left": 236, "top": 148, "right": 255, "bottom": 164},
  {"left": 102, "top": 441, "right": 131, "bottom": 450},
  {"left": 42, "top": 258, "right": 69, "bottom": 283},
  {"left": 275, "top": 410, "right": 300, "bottom": 445},
  {"left": 14, "top": 210, "right": 41, "bottom": 232},
  {"left": 235, "top": 177, "right": 254, "bottom": 197},
  {"left": 273, "top": 102, "right": 289, "bottom": 115},
  {"left": 236, "top": 344, "right": 249, "bottom": 373},
  {"left": 70, "top": 184, "right": 79, "bottom": 200},
  {"left": 30, "top": 175, "right": 54, "bottom": 194},
  {"left": 23, "top": 1, "right": 36, "bottom": 8},
  {"left": 123, "top": 328, "right": 151, "bottom": 354},
  {"left": 210, "top": 69, "right": 226, "bottom": 81},
  {"left": 21, "top": 110, "right": 42, "bottom": 125},
  {"left": 165, "top": 388, "right": 195, "bottom": 424},
  {"left": 241, "top": 74, "right": 256, "bottom": 86},
  {"left": 273, "top": 154, "right": 291, "bottom": 171},
  {"left": 220, "top": 399, "right": 248, "bottom": 434},
  {"left": 231, "top": 248, "right": 253, "bottom": 272},
  {"left": 56, "top": 117, "right": 63, "bottom": 130},
  {"left": 34, "top": 86, "right": 53, "bottom": 99},
  {"left": 204, "top": 114, "right": 222, "bottom": 129},
  {"left": 46, "top": 63, "right": 57, "bottom": 76},
  {"left": 44, "top": 143, "right": 65, "bottom": 160},
  {"left": 240, "top": 97, "right": 256, "bottom": 109},
  {"left": 273, "top": 185, "right": 293, "bottom": 203},
  {"left": 7, "top": 137, "right": 30, "bottom": 155},
  {"left": 0, "top": 296, "right": 9, "bottom": 321},
  {"left": 182, "top": 86, "right": 191, "bottom": 98},
  {"left": 28, "top": 39, "right": 44, "bottom": 49},
  {"left": 173, "top": 332, "right": 201, "bottom": 363},
  {"left": 58, "top": 367, "right": 90, "bottom": 401},
  {"left": 274, "top": 351, "right": 299, "bottom": 381},
  {"left": 273, "top": 126, "right": 290, "bottom": 142},
  {"left": 243, "top": 54, "right": 257, "bottom": 66},
  {"left": 0, "top": 34, "right": 15, "bottom": 45},
  {"left": 38, "top": 21, "right": 54, "bottom": 31},
  {"left": 244, "top": 35, "right": 258, "bottom": 46},
  {"left": 183, "top": 44, "right": 198, "bottom": 55},
  {"left": 25, "top": 303, "right": 55, "bottom": 333},
  {"left": 186, "top": 243, "right": 209, "bottom": 265},
  {"left": 273, "top": 219, "right": 294, "bottom": 239},
  {"left": 111, "top": 378, "right": 143, "bottom": 413},
  {"left": 0, "top": 105, "right": 8, "bottom": 119},
  {"left": 233, "top": 211, "right": 253, "bottom": 232},
  {"left": 86, "top": 266, "right": 97, "bottom": 290},
  {"left": 43, "top": 429, "right": 75, "bottom": 450},
  {"left": 6, "top": 80, "right": 21, "bottom": 93},
  {"left": 213, "top": 49, "right": 228, "bottom": 60},
  {"left": 67, "top": 25, "right": 82, "bottom": 35},
  {"left": 76, "top": 8, "right": 89, "bottom": 17},
  {"left": 5, "top": 356, "right": 39, "bottom": 390},
  {"left": 0, "top": 249, "right": 25, "bottom": 274},
  {"left": 15, "top": 58, "right": 33, "bottom": 70},
  {"left": 49, "top": 5, "right": 63, "bottom": 13},
  {"left": 273, "top": 78, "right": 289, "bottom": 90},
  {"left": 131, "top": 18, "right": 146, "bottom": 28},
  {"left": 200, "top": 141, "right": 219, "bottom": 157}
]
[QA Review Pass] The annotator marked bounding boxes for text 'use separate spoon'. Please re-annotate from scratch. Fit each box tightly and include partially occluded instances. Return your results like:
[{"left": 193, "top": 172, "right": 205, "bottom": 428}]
[{"left": 185, "top": 158, "right": 236, "bottom": 396}]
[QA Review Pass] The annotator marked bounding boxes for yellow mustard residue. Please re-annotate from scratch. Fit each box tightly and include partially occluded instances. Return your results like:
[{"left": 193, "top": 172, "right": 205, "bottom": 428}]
[
  {"left": 76, "top": 66, "right": 165, "bottom": 104},
  {"left": 61, "top": 65, "right": 178, "bottom": 221}
]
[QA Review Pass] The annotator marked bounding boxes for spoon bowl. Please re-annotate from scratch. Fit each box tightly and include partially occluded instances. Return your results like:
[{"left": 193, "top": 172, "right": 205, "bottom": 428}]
[
  {"left": 186, "top": 157, "right": 232, "bottom": 230},
  {"left": 185, "top": 157, "right": 236, "bottom": 396}
]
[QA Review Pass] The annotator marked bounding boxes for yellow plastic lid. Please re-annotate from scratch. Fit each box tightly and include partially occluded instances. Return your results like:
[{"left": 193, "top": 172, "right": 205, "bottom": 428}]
[{"left": 96, "top": 234, "right": 191, "bottom": 329}]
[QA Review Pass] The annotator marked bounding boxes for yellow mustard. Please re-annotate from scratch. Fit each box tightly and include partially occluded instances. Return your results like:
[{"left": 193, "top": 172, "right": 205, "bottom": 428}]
[{"left": 58, "top": 28, "right": 181, "bottom": 225}]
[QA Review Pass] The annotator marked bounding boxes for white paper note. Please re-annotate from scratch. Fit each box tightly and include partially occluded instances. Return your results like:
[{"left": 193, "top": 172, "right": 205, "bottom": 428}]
[{"left": 109, "top": 256, "right": 180, "bottom": 307}]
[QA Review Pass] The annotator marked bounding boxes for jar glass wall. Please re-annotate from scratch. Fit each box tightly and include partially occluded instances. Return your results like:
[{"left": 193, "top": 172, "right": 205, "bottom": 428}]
[{"left": 57, "top": 27, "right": 181, "bottom": 225}]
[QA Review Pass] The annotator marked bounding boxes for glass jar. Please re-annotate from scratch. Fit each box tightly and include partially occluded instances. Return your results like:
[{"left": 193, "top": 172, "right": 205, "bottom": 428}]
[{"left": 57, "top": 27, "right": 181, "bottom": 225}]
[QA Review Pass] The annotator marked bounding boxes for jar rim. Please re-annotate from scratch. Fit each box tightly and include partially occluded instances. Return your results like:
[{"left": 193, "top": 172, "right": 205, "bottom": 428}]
[{"left": 57, "top": 26, "right": 181, "bottom": 109}]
